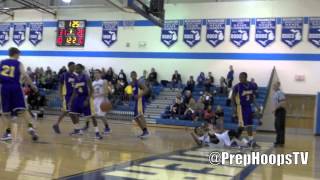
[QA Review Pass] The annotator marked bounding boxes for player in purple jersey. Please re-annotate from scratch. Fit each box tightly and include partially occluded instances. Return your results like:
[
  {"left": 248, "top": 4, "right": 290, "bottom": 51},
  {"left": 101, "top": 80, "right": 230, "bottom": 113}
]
[
  {"left": 52, "top": 62, "right": 76, "bottom": 134},
  {"left": 131, "top": 71, "right": 149, "bottom": 138},
  {"left": 69, "top": 64, "right": 103, "bottom": 140},
  {"left": 0, "top": 47, "right": 39, "bottom": 141},
  {"left": 232, "top": 72, "right": 260, "bottom": 148}
]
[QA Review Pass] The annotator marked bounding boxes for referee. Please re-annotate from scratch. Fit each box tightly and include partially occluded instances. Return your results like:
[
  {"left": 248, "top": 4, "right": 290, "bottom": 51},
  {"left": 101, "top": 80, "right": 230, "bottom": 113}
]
[{"left": 272, "top": 82, "right": 287, "bottom": 147}]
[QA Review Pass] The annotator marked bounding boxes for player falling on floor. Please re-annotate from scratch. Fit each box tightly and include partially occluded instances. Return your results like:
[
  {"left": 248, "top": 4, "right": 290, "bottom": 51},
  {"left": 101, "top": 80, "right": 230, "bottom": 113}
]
[
  {"left": 52, "top": 62, "right": 76, "bottom": 134},
  {"left": 130, "top": 71, "right": 149, "bottom": 138},
  {"left": 232, "top": 72, "right": 259, "bottom": 148},
  {"left": 69, "top": 64, "right": 103, "bottom": 139},
  {"left": 0, "top": 47, "right": 39, "bottom": 141},
  {"left": 92, "top": 69, "right": 111, "bottom": 134}
]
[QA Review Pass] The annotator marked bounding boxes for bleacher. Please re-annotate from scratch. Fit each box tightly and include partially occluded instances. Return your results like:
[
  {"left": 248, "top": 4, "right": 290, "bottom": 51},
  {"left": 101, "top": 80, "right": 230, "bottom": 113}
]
[
  {"left": 43, "top": 82, "right": 268, "bottom": 130},
  {"left": 155, "top": 85, "right": 268, "bottom": 129}
]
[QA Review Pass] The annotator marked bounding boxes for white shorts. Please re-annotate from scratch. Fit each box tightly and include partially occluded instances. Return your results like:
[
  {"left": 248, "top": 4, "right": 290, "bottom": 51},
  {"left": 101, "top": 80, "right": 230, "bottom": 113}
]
[{"left": 94, "top": 97, "right": 106, "bottom": 117}]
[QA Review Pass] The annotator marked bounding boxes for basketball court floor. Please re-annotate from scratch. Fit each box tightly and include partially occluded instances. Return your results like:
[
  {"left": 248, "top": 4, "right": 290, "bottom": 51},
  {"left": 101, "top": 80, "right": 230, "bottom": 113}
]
[{"left": 0, "top": 116, "right": 318, "bottom": 180}]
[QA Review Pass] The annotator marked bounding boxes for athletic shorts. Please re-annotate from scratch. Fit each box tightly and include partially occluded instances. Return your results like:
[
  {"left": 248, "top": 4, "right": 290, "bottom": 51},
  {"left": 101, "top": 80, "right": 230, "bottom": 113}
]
[
  {"left": 236, "top": 105, "right": 253, "bottom": 127},
  {"left": 70, "top": 96, "right": 95, "bottom": 117},
  {"left": 1, "top": 84, "right": 26, "bottom": 113},
  {"left": 62, "top": 95, "right": 72, "bottom": 112},
  {"left": 94, "top": 97, "right": 106, "bottom": 117}
]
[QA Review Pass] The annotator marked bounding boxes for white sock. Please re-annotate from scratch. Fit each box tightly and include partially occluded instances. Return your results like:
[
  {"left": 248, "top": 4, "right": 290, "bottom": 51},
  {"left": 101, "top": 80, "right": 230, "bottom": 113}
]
[{"left": 94, "top": 127, "right": 99, "bottom": 133}]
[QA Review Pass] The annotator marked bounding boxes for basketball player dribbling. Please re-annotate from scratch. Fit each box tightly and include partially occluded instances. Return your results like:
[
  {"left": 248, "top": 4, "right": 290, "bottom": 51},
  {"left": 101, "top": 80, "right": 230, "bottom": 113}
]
[
  {"left": 92, "top": 69, "right": 111, "bottom": 134},
  {"left": 130, "top": 71, "right": 149, "bottom": 138},
  {"left": 69, "top": 64, "right": 103, "bottom": 140},
  {"left": 232, "top": 72, "right": 259, "bottom": 148},
  {"left": 52, "top": 62, "right": 76, "bottom": 134},
  {"left": 0, "top": 47, "right": 39, "bottom": 141}
]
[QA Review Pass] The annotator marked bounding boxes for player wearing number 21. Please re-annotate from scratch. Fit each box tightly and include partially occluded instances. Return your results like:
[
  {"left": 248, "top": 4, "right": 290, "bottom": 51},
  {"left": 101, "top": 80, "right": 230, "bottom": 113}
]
[{"left": 0, "top": 47, "right": 39, "bottom": 141}]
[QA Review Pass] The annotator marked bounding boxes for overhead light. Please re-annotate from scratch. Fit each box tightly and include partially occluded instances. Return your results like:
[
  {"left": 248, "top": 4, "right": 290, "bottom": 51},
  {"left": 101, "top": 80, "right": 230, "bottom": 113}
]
[
  {"left": 62, "top": 0, "right": 72, "bottom": 3},
  {"left": 3, "top": 7, "right": 10, "bottom": 10}
]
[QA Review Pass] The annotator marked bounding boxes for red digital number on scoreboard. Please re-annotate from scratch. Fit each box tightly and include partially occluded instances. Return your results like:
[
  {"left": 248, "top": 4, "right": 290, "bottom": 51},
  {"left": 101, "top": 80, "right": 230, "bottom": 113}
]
[{"left": 56, "top": 20, "right": 86, "bottom": 47}]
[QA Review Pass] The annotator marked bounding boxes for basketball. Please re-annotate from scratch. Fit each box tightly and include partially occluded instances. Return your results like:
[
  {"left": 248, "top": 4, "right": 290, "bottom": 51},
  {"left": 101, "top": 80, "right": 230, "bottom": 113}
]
[
  {"left": 100, "top": 101, "right": 112, "bottom": 112},
  {"left": 125, "top": 85, "right": 133, "bottom": 95}
]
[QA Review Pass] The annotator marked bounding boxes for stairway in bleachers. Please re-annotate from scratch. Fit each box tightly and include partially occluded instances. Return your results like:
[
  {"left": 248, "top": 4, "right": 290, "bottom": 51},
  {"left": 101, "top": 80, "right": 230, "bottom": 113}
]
[{"left": 144, "top": 88, "right": 180, "bottom": 123}]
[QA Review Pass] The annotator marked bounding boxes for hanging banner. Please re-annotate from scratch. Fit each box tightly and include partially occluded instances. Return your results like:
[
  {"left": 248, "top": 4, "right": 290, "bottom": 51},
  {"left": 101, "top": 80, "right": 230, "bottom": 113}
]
[
  {"left": 255, "top": 18, "right": 276, "bottom": 47},
  {"left": 281, "top": 17, "right": 303, "bottom": 47},
  {"left": 0, "top": 23, "right": 10, "bottom": 46},
  {"left": 29, "top": 22, "right": 43, "bottom": 46},
  {"left": 206, "top": 19, "right": 225, "bottom": 47},
  {"left": 230, "top": 18, "right": 250, "bottom": 47},
  {"left": 161, "top": 20, "right": 179, "bottom": 47},
  {"left": 13, "top": 23, "right": 26, "bottom": 46},
  {"left": 183, "top": 19, "right": 202, "bottom": 48},
  {"left": 102, "top": 21, "right": 118, "bottom": 47},
  {"left": 308, "top": 17, "right": 320, "bottom": 48}
]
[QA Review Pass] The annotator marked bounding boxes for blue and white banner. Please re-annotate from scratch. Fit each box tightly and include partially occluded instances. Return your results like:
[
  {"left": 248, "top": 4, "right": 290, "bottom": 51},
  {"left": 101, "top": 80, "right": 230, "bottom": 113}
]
[
  {"left": 102, "top": 21, "right": 118, "bottom": 47},
  {"left": 308, "top": 17, "right": 320, "bottom": 48},
  {"left": 206, "top": 19, "right": 225, "bottom": 47},
  {"left": 281, "top": 17, "right": 303, "bottom": 48},
  {"left": 29, "top": 22, "right": 43, "bottom": 46},
  {"left": 13, "top": 23, "right": 26, "bottom": 46},
  {"left": 0, "top": 23, "right": 10, "bottom": 46},
  {"left": 183, "top": 20, "right": 202, "bottom": 48},
  {"left": 255, "top": 18, "right": 276, "bottom": 47},
  {"left": 230, "top": 19, "right": 250, "bottom": 47},
  {"left": 161, "top": 20, "right": 179, "bottom": 47}
]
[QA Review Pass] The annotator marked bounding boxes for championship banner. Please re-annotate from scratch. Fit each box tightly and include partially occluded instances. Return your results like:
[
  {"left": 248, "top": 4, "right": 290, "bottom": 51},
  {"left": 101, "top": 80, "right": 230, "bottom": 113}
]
[
  {"left": 230, "top": 19, "right": 250, "bottom": 47},
  {"left": 0, "top": 23, "right": 10, "bottom": 46},
  {"left": 183, "top": 19, "right": 202, "bottom": 48},
  {"left": 255, "top": 18, "right": 276, "bottom": 47},
  {"left": 206, "top": 19, "right": 225, "bottom": 47},
  {"left": 308, "top": 17, "right": 320, "bottom": 48},
  {"left": 281, "top": 17, "right": 303, "bottom": 47},
  {"left": 29, "top": 22, "right": 43, "bottom": 46},
  {"left": 102, "top": 21, "right": 118, "bottom": 47},
  {"left": 13, "top": 23, "right": 27, "bottom": 46},
  {"left": 161, "top": 20, "right": 179, "bottom": 47}
]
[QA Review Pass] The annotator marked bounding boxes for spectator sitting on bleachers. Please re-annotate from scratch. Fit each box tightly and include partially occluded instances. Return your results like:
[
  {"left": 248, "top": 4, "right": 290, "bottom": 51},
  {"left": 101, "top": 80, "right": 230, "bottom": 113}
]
[
  {"left": 204, "top": 72, "right": 214, "bottom": 92},
  {"left": 148, "top": 67, "right": 159, "bottom": 86},
  {"left": 192, "top": 98, "right": 205, "bottom": 121},
  {"left": 118, "top": 69, "right": 128, "bottom": 85},
  {"left": 171, "top": 70, "right": 182, "bottom": 89},
  {"left": 139, "top": 70, "right": 148, "bottom": 84},
  {"left": 170, "top": 96, "right": 187, "bottom": 119},
  {"left": 201, "top": 91, "right": 213, "bottom": 110},
  {"left": 251, "top": 78, "right": 259, "bottom": 98},
  {"left": 197, "top": 72, "right": 206, "bottom": 87},
  {"left": 214, "top": 106, "right": 224, "bottom": 131},
  {"left": 219, "top": 76, "right": 228, "bottom": 95},
  {"left": 203, "top": 105, "right": 214, "bottom": 124},
  {"left": 183, "top": 90, "right": 196, "bottom": 109},
  {"left": 183, "top": 76, "right": 195, "bottom": 93},
  {"left": 104, "top": 67, "right": 117, "bottom": 84}
]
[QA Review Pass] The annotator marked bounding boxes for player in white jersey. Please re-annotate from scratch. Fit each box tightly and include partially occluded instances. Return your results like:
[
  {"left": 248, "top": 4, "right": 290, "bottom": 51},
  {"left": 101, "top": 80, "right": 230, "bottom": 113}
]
[
  {"left": 92, "top": 69, "right": 111, "bottom": 134},
  {"left": 191, "top": 125, "right": 245, "bottom": 148}
]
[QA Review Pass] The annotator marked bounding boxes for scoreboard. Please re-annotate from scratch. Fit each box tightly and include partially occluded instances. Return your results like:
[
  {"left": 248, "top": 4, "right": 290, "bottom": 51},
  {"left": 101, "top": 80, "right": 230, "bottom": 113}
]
[{"left": 56, "top": 20, "right": 86, "bottom": 47}]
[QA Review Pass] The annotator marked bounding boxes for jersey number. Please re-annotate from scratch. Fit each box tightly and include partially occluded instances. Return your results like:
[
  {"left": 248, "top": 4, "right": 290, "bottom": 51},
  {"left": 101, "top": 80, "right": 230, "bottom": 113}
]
[{"left": 1, "top": 65, "right": 15, "bottom": 78}]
